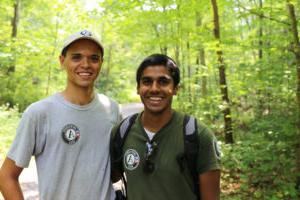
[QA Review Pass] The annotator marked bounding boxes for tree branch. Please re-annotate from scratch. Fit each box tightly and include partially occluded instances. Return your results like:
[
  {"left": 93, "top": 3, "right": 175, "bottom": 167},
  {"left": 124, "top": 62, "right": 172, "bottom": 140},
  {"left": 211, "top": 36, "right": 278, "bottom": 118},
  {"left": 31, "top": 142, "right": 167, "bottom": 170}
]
[{"left": 236, "top": 1, "right": 290, "bottom": 26}]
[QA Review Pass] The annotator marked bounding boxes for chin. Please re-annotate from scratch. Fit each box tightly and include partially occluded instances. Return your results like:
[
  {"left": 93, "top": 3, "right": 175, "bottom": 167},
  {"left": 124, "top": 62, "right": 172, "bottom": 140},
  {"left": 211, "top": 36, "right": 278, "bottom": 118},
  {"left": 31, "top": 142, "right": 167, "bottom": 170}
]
[
  {"left": 77, "top": 81, "right": 95, "bottom": 87},
  {"left": 145, "top": 107, "right": 167, "bottom": 115}
]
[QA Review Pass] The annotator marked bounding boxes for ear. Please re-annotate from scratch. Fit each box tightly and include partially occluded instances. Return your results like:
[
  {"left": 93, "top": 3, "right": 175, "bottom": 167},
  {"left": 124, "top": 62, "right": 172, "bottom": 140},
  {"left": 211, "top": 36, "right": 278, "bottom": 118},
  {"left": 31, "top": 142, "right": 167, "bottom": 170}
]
[
  {"left": 59, "top": 55, "right": 65, "bottom": 69},
  {"left": 173, "top": 85, "right": 179, "bottom": 95}
]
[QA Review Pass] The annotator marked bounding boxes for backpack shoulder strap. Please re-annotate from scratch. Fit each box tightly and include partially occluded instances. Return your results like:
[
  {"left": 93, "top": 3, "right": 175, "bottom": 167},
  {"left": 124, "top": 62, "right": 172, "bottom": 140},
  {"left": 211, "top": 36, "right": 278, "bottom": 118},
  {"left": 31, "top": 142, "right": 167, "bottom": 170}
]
[
  {"left": 118, "top": 113, "right": 139, "bottom": 142},
  {"left": 112, "top": 113, "right": 139, "bottom": 171},
  {"left": 183, "top": 115, "right": 200, "bottom": 200},
  {"left": 111, "top": 113, "right": 139, "bottom": 199}
]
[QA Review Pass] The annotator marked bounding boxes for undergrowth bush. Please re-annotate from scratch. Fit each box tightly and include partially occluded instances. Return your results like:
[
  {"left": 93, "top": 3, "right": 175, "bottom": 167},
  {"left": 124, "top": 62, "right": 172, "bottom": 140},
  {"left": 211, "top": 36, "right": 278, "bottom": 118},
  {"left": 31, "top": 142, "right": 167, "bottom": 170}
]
[
  {"left": 0, "top": 105, "right": 20, "bottom": 159},
  {"left": 221, "top": 113, "right": 297, "bottom": 200}
]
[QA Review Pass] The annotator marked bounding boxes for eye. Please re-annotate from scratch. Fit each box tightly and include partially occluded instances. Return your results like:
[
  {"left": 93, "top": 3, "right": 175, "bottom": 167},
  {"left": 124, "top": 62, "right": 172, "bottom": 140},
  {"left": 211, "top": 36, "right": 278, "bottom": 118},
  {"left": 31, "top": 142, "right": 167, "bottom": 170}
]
[
  {"left": 141, "top": 78, "right": 153, "bottom": 86},
  {"left": 158, "top": 77, "right": 171, "bottom": 86},
  {"left": 90, "top": 55, "right": 101, "bottom": 63},
  {"left": 71, "top": 54, "right": 82, "bottom": 61}
]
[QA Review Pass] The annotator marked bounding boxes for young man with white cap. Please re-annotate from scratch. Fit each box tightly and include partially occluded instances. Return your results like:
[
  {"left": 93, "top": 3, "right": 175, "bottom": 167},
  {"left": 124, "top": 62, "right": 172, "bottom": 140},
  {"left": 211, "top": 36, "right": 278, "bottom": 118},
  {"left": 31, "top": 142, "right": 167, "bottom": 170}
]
[{"left": 0, "top": 30, "right": 121, "bottom": 200}]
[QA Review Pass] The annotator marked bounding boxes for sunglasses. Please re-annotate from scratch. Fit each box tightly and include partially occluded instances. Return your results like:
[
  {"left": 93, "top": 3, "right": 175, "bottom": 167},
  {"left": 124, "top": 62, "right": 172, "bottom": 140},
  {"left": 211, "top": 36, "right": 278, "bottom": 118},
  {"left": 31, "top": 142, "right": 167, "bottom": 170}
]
[{"left": 143, "top": 141, "right": 158, "bottom": 174}]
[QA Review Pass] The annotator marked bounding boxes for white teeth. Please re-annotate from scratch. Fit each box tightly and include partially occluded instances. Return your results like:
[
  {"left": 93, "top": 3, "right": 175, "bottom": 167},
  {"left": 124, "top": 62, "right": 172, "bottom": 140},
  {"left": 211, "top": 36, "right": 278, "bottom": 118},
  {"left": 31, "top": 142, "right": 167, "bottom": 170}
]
[
  {"left": 149, "top": 97, "right": 162, "bottom": 101},
  {"left": 78, "top": 72, "right": 91, "bottom": 76}
]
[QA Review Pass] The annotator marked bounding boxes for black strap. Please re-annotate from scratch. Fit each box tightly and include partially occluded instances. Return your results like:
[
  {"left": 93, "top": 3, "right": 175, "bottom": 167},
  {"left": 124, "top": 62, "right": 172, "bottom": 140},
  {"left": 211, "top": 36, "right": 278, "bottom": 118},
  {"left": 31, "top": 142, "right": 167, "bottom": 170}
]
[
  {"left": 111, "top": 113, "right": 138, "bottom": 200},
  {"left": 112, "top": 113, "right": 138, "bottom": 171},
  {"left": 183, "top": 115, "right": 200, "bottom": 200}
]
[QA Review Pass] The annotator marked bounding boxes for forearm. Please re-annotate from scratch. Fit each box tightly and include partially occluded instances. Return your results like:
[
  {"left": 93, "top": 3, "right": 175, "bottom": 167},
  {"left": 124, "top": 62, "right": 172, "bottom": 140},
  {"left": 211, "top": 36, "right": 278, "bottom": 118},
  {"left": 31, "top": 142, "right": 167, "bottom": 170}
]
[
  {"left": 0, "top": 158, "right": 24, "bottom": 200},
  {"left": 0, "top": 176, "right": 24, "bottom": 200},
  {"left": 199, "top": 170, "right": 221, "bottom": 200}
]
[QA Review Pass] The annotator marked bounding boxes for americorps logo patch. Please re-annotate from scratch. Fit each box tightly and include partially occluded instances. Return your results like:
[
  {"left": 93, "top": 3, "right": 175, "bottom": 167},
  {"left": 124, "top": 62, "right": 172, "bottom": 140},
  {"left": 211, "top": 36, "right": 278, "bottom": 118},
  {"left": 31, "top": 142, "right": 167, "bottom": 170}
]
[
  {"left": 61, "top": 124, "right": 80, "bottom": 145},
  {"left": 80, "top": 30, "right": 92, "bottom": 36},
  {"left": 213, "top": 138, "right": 222, "bottom": 160},
  {"left": 124, "top": 149, "right": 140, "bottom": 170}
]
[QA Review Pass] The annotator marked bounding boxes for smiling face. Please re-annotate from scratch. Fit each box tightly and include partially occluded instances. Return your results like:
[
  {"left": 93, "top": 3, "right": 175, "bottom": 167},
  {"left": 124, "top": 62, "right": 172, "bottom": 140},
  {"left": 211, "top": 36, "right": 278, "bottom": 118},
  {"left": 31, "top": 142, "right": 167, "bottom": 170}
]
[
  {"left": 137, "top": 65, "right": 178, "bottom": 115},
  {"left": 59, "top": 39, "right": 103, "bottom": 91}
]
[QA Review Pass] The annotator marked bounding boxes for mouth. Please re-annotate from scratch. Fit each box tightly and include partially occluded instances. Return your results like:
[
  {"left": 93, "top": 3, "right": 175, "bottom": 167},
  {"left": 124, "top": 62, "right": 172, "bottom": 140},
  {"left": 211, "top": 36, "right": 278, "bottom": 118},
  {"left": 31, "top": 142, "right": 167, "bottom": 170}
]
[
  {"left": 149, "top": 97, "right": 162, "bottom": 101},
  {"left": 147, "top": 96, "right": 163, "bottom": 104},
  {"left": 77, "top": 72, "right": 93, "bottom": 78}
]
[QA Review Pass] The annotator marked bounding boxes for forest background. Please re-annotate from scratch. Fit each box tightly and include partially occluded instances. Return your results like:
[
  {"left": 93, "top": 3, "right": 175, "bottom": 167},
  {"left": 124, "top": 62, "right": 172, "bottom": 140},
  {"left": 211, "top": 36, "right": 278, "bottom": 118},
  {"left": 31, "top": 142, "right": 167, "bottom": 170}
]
[{"left": 0, "top": 0, "right": 299, "bottom": 199}]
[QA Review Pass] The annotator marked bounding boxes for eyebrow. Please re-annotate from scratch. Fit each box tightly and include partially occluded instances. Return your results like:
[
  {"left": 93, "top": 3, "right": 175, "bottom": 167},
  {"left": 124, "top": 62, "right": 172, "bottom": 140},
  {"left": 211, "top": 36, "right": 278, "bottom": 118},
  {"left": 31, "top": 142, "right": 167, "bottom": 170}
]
[
  {"left": 141, "top": 75, "right": 172, "bottom": 79},
  {"left": 70, "top": 53, "right": 101, "bottom": 56}
]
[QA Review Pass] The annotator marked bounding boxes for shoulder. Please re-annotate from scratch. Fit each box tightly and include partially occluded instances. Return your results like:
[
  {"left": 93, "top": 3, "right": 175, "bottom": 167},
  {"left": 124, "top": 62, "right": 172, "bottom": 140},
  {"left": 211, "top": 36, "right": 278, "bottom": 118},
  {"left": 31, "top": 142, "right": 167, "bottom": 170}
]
[
  {"left": 195, "top": 119, "right": 221, "bottom": 158},
  {"left": 173, "top": 111, "right": 185, "bottom": 124},
  {"left": 111, "top": 112, "right": 140, "bottom": 138},
  {"left": 97, "top": 93, "right": 119, "bottom": 109},
  {"left": 196, "top": 119, "right": 215, "bottom": 141},
  {"left": 178, "top": 112, "right": 215, "bottom": 141},
  {"left": 96, "top": 93, "right": 121, "bottom": 123},
  {"left": 22, "top": 94, "right": 57, "bottom": 119}
]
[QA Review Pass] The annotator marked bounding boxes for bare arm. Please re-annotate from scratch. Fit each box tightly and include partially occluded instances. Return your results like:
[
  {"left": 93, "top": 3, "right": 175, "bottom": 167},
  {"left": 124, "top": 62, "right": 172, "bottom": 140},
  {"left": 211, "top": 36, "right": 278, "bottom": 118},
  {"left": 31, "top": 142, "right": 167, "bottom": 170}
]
[
  {"left": 0, "top": 157, "right": 24, "bottom": 200},
  {"left": 199, "top": 170, "right": 221, "bottom": 200}
]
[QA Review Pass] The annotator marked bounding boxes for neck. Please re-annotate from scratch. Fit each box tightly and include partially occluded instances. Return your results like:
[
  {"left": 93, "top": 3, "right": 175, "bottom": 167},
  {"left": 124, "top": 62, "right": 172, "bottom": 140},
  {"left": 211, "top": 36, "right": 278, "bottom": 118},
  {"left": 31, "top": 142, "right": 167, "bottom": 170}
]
[
  {"left": 141, "top": 109, "right": 174, "bottom": 133},
  {"left": 62, "top": 85, "right": 95, "bottom": 105}
]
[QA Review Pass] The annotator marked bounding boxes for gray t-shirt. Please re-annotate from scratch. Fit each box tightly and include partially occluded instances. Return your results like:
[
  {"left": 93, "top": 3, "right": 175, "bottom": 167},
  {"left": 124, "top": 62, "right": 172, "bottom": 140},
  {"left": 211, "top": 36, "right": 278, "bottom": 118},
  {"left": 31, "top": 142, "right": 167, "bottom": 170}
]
[{"left": 8, "top": 93, "right": 121, "bottom": 200}]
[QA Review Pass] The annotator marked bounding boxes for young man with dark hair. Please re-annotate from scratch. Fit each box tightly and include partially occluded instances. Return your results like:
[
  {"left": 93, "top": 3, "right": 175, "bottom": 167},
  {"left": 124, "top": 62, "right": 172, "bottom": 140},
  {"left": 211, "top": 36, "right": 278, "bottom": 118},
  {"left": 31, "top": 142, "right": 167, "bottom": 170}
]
[
  {"left": 111, "top": 54, "right": 221, "bottom": 200},
  {"left": 0, "top": 30, "right": 120, "bottom": 200}
]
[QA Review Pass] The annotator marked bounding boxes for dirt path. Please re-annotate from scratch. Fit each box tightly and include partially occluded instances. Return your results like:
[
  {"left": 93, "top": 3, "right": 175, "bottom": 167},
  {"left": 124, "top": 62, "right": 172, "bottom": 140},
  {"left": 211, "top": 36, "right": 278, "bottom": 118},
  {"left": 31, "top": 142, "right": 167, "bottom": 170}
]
[{"left": 19, "top": 159, "right": 39, "bottom": 200}]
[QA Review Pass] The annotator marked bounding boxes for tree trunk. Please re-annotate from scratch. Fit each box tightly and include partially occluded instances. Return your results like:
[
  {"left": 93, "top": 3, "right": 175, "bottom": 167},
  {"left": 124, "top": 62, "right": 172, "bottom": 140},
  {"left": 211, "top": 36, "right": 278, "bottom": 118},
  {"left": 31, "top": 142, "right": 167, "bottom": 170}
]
[
  {"left": 7, "top": 0, "right": 20, "bottom": 74},
  {"left": 11, "top": 0, "right": 20, "bottom": 38},
  {"left": 257, "top": 0, "right": 264, "bottom": 117},
  {"left": 286, "top": 0, "right": 300, "bottom": 193},
  {"left": 195, "top": 49, "right": 208, "bottom": 99},
  {"left": 258, "top": 0, "right": 263, "bottom": 59},
  {"left": 195, "top": 8, "right": 208, "bottom": 97},
  {"left": 152, "top": 4, "right": 168, "bottom": 55},
  {"left": 46, "top": 13, "right": 60, "bottom": 95},
  {"left": 210, "top": 0, "right": 234, "bottom": 144},
  {"left": 199, "top": 49, "right": 208, "bottom": 97},
  {"left": 175, "top": 44, "right": 180, "bottom": 68},
  {"left": 106, "top": 45, "right": 113, "bottom": 77},
  {"left": 187, "top": 41, "right": 192, "bottom": 104}
]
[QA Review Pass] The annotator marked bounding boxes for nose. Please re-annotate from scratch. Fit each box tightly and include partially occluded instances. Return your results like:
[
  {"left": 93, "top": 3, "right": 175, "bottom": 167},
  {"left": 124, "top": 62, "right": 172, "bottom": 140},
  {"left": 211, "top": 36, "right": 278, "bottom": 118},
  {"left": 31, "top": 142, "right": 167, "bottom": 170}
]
[
  {"left": 150, "top": 81, "right": 159, "bottom": 92},
  {"left": 81, "top": 57, "right": 89, "bottom": 68}
]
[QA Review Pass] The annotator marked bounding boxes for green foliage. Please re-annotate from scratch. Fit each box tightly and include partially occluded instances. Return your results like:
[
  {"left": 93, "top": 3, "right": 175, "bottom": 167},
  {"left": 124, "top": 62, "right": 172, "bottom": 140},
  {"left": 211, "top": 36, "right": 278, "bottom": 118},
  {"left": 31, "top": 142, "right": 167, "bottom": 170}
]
[
  {"left": 0, "top": 0, "right": 299, "bottom": 198},
  {"left": 0, "top": 105, "right": 19, "bottom": 158},
  {"left": 221, "top": 113, "right": 298, "bottom": 200}
]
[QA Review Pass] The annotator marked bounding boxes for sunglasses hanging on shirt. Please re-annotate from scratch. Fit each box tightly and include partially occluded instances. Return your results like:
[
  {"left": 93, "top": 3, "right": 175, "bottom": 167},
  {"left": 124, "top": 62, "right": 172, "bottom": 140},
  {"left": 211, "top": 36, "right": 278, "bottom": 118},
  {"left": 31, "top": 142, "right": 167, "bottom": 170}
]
[{"left": 143, "top": 141, "right": 158, "bottom": 174}]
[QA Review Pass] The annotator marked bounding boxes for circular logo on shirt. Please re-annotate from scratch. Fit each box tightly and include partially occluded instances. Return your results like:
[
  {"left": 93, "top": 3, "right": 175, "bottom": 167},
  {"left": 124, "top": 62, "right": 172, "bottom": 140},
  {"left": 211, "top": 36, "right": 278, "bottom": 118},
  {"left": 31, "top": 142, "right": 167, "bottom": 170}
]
[
  {"left": 213, "top": 138, "right": 222, "bottom": 160},
  {"left": 124, "top": 149, "right": 140, "bottom": 170},
  {"left": 61, "top": 124, "right": 80, "bottom": 145}
]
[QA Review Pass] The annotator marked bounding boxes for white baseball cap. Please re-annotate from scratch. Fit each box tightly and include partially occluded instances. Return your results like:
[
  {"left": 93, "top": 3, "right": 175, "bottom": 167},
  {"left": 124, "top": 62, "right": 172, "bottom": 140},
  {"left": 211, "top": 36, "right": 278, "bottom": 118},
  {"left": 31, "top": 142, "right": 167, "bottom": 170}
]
[{"left": 61, "top": 30, "right": 104, "bottom": 56}]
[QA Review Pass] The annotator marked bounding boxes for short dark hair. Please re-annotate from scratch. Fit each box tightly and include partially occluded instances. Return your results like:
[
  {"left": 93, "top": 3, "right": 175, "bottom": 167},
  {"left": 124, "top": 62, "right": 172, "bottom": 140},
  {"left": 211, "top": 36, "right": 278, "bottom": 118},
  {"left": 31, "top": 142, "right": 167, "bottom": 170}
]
[
  {"left": 61, "top": 46, "right": 69, "bottom": 57},
  {"left": 136, "top": 54, "right": 180, "bottom": 87}
]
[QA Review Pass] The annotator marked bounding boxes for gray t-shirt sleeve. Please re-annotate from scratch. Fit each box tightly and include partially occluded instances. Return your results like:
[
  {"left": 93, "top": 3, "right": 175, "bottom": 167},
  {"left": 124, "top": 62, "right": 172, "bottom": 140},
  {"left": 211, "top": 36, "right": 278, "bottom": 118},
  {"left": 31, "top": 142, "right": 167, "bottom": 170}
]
[
  {"left": 7, "top": 103, "right": 47, "bottom": 168},
  {"left": 7, "top": 110, "right": 36, "bottom": 168},
  {"left": 197, "top": 122, "right": 221, "bottom": 174}
]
